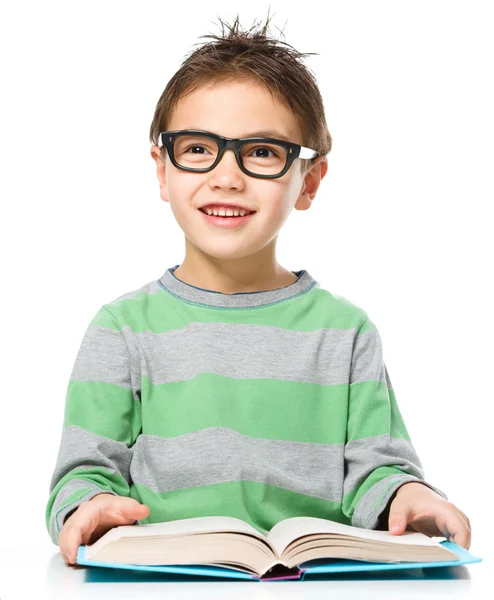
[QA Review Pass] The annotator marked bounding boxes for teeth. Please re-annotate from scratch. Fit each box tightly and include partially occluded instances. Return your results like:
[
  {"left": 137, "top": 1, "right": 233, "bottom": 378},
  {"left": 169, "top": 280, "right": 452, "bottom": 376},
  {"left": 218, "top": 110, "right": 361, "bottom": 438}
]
[{"left": 203, "top": 207, "right": 250, "bottom": 217}]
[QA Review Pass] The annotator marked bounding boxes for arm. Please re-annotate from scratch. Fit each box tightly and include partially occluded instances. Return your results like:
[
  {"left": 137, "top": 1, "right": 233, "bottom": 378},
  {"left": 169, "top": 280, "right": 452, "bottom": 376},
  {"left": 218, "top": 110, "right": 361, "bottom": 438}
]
[
  {"left": 341, "top": 313, "right": 447, "bottom": 530},
  {"left": 45, "top": 305, "right": 142, "bottom": 546}
]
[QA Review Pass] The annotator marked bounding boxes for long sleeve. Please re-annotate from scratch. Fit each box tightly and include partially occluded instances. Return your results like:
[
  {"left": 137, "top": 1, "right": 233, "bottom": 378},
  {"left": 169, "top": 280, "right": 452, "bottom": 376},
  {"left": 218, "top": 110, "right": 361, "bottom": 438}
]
[
  {"left": 45, "top": 305, "right": 142, "bottom": 546},
  {"left": 342, "top": 313, "right": 447, "bottom": 530}
]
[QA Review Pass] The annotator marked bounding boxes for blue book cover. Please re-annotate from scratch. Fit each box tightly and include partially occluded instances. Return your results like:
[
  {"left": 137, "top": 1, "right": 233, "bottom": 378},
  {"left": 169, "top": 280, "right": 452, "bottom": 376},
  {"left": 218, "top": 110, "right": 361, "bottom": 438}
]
[{"left": 76, "top": 541, "right": 482, "bottom": 581}]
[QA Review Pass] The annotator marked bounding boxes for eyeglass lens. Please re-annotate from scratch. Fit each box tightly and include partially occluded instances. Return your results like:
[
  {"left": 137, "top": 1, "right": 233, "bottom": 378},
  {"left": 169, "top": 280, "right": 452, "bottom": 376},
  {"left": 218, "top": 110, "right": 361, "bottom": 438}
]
[{"left": 173, "top": 134, "right": 288, "bottom": 175}]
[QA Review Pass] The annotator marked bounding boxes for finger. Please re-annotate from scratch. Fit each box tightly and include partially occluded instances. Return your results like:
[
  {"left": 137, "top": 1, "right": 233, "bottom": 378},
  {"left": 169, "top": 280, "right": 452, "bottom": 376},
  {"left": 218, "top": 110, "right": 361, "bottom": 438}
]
[
  {"left": 63, "top": 523, "right": 84, "bottom": 565},
  {"left": 450, "top": 512, "right": 472, "bottom": 550},
  {"left": 117, "top": 498, "right": 150, "bottom": 519},
  {"left": 58, "top": 513, "right": 76, "bottom": 565},
  {"left": 84, "top": 498, "right": 149, "bottom": 544},
  {"left": 457, "top": 509, "right": 472, "bottom": 532},
  {"left": 388, "top": 504, "right": 414, "bottom": 535},
  {"left": 409, "top": 512, "right": 470, "bottom": 549},
  {"left": 105, "top": 498, "right": 150, "bottom": 525},
  {"left": 59, "top": 528, "right": 80, "bottom": 565},
  {"left": 58, "top": 526, "right": 77, "bottom": 566},
  {"left": 407, "top": 517, "right": 444, "bottom": 538},
  {"left": 402, "top": 507, "right": 472, "bottom": 550},
  {"left": 63, "top": 504, "right": 99, "bottom": 564},
  {"left": 434, "top": 510, "right": 471, "bottom": 550}
]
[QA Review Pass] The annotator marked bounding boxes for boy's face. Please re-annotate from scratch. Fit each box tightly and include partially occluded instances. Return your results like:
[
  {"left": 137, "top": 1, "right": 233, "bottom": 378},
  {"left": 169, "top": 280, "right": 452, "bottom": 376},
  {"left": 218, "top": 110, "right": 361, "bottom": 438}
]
[{"left": 150, "top": 79, "right": 327, "bottom": 261}]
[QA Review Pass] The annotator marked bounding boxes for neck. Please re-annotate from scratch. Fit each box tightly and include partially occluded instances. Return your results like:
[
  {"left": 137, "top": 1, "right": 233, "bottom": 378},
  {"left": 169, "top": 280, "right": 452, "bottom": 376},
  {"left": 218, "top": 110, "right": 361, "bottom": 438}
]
[{"left": 173, "top": 241, "right": 297, "bottom": 294}]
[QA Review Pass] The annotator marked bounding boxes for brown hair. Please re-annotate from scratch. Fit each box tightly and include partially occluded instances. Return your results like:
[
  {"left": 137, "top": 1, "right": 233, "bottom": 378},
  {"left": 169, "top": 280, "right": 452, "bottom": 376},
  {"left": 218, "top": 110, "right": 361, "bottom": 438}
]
[{"left": 149, "top": 10, "right": 332, "bottom": 174}]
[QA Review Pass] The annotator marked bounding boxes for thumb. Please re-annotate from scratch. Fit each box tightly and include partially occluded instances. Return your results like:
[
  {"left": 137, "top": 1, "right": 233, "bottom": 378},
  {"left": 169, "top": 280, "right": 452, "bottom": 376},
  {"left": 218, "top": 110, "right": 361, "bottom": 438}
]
[
  {"left": 117, "top": 497, "right": 151, "bottom": 520},
  {"left": 388, "top": 508, "right": 409, "bottom": 535}
]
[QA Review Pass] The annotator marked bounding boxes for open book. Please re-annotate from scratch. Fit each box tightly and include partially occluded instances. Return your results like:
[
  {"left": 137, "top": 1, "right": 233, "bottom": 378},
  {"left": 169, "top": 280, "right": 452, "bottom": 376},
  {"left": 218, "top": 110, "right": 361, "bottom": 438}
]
[{"left": 76, "top": 515, "right": 467, "bottom": 580}]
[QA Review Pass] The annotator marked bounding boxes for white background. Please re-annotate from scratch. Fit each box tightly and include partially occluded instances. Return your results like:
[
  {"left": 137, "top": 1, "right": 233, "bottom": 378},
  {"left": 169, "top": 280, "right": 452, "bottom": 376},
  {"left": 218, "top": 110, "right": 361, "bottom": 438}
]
[{"left": 1, "top": 1, "right": 492, "bottom": 598}]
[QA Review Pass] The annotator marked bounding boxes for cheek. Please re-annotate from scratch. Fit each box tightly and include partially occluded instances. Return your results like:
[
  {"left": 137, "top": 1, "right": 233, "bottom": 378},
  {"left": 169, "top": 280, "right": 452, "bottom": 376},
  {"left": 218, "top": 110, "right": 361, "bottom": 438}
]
[
  {"left": 253, "top": 180, "right": 289, "bottom": 209},
  {"left": 166, "top": 175, "right": 200, "bottom": 207},
  {"left": 261, "top": 187, "right": 294, "bottom": 218}
]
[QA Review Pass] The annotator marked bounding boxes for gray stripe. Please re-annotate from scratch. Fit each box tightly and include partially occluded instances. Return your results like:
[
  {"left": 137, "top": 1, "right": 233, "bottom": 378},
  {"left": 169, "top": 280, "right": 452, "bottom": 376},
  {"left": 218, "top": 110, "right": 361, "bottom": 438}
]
[
  {"left": 130, "top": 429, "right": 427, "bottom": 502},
  {"left": 158, "top": 266, "right": 319, "bottom": 309},
  {"left": 51, "top": 428, "right": 426, "bottom": 504},
  {"left": 350, "top": 328, "right": 389, "bottom": 385},
  {"left": 69, "top": 316, "right": 387, "bottom": 390},
  {"left": 70, "top": 326, "right": 132, "bottom": 389},
  {"left": 48, "top": 425, "right": 445, "bottom": 540},
  {"left": 49, "top": 425, "right": 133, "bottom": 494},
  {"left": 135, "top": 323, "right": 364, "bottom": 386},
  {"left": 122, "top": 325, "right": 142, "bottom": 396},
  {"left": 343, "top": 434, "right": 426, "bottom": 496},
  {"left": 51, "top": 429, "right": 425, "bottom": 507},
  {"left": 130, "top": 426, "right": 344, "bottom": 501}
]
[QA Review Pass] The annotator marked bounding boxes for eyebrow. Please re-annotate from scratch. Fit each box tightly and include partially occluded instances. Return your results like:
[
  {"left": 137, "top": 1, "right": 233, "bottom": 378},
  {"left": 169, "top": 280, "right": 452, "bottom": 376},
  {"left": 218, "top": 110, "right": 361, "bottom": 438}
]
[
  {"left": 240, "top": 130, "right": 291, "bottom": 141},
  {"left": 184, "top": 128, "right": 292, "bottom": 142}
]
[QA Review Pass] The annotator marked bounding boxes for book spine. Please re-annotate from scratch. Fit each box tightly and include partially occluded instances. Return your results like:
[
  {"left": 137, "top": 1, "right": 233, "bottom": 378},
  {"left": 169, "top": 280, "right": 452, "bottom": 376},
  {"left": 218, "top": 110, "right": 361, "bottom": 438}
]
[{"left": 260, "top": 567, "right": 303, "bottom": 581}]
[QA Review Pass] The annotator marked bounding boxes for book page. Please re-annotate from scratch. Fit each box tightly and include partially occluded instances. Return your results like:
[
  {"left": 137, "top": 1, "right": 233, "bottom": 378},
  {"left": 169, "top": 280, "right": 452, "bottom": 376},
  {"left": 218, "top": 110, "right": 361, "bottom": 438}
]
[
  {"left": 86, "top": 516, "right": 266, "bottom": 558},
  {"left": 267, "top": 516, "right": 441, "bottom": 557}
]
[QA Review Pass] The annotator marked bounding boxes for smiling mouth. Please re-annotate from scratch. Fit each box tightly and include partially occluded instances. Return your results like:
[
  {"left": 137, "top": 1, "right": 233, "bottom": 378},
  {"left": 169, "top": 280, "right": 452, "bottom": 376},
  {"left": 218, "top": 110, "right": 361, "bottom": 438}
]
[{"left": 199, "top": 208, "right": 256, "bottom": 217}]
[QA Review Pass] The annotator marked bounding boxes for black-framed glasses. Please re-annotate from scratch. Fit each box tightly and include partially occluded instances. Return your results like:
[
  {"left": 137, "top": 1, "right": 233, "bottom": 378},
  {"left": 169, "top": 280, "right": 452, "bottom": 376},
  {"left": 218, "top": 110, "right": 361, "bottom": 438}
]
[{"left": 157, "top": 129, "right": 319, "bottom": 179}]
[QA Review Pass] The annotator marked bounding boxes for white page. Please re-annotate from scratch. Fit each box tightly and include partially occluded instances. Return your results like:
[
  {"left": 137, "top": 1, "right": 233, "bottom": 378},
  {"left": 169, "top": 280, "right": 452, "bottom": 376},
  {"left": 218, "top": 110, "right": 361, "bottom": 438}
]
[
  {"left": 86, "top": 516, "right": 265, "bottom": 559},
  {"left": 266, "top": 516, "right": 440, "bottom": 557}
]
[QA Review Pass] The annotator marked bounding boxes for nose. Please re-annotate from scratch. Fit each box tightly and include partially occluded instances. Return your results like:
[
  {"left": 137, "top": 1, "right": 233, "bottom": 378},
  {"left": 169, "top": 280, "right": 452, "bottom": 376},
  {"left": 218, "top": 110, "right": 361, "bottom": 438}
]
[
  {"left": 207, "top": 148, "right": 245, "bottom": 188},
  {"left": 215, "top": 147, "right": 242, "bottom": 170}
]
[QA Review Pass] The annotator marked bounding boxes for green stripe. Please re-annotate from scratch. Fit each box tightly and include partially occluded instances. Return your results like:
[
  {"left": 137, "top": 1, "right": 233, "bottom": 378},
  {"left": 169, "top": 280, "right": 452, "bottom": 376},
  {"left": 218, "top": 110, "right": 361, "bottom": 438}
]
[
  {"left": 90, "top": 306, "right": 120, "bottom": 329},
  {"left": 389, "top": 387, "right": 410, "bottom": 440},
  {"left": 129, "top": 481, "right": 350, "bottom": 535},
  {"left": 63, "top": 378, "right": 407, "bottom": 447},
  {"left": 104, "top": 287, "right": 365, "bottom": 333},
  {"left": 46, "top": 467, "right": 407, "bottom": 536},
  {"left": 358, "top": 316, "right": 377, "bottom": 333},
  {"left": 348, "top": 380, "right": 410, "bottom": 441},
  {"left": 142, "top": 374, "right": 349, "bottom": 443},
  {"left": 63, "top": 381, "right": 140, "bottom": 445},
  {"left": 141, "top": 375, "right": 407, "bottom": 443}
]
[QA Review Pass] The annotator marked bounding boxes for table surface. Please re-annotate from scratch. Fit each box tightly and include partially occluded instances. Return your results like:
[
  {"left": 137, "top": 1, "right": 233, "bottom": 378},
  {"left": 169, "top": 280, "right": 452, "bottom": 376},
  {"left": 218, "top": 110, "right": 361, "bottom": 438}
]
[{"left": 0, "top": 543, "right": 489, "bottom": 600}]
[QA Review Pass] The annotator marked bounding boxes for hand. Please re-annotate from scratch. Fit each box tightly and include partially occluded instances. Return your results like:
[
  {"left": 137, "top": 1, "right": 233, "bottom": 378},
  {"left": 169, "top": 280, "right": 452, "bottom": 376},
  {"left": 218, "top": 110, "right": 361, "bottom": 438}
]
[
  {"left": 58, "top": 493, "right": 150, "bottom": 566},
  {"left": 386, "top": 482, "right": 472, "bottom": 550}
]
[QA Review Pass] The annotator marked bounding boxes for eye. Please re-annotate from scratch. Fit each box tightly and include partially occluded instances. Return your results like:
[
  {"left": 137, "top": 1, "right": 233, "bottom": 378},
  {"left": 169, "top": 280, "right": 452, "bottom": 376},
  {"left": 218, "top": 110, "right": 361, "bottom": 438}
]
[
  {"left": 184, "top": 145, "right": 209, "bottom": 154},
  {"left": 250, "top": 146, "right": 278, "bottom": 158}
]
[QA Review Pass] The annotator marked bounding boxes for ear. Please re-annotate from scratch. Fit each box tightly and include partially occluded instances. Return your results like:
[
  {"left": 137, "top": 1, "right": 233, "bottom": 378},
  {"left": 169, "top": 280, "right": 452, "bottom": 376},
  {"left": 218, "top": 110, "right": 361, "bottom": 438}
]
[
  {"left": 150, "top": 145, "right": 168, "bottom": 203},
  {"left": 294, "top": 155, "right": 328, "bottom": 211}
]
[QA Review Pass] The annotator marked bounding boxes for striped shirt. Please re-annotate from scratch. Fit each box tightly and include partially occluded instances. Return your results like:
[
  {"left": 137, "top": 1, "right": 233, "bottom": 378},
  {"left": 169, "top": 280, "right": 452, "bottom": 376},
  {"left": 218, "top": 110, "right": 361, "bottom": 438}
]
[{"left": 46, "top": 264, "right": 447, "bottom": 546}]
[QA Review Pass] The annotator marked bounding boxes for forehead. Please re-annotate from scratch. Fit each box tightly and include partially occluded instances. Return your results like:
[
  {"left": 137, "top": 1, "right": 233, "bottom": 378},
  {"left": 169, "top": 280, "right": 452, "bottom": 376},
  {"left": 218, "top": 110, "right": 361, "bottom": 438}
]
[{"left": 168, "top": 79, "right": 302, "bottom": 142}]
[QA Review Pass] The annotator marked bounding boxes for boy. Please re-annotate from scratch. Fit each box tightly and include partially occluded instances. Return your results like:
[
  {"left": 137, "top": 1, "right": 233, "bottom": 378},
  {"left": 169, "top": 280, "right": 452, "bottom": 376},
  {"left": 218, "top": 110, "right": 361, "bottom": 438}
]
[{"left": 47, "top": 14, "right": 471, "bottom": 566}]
